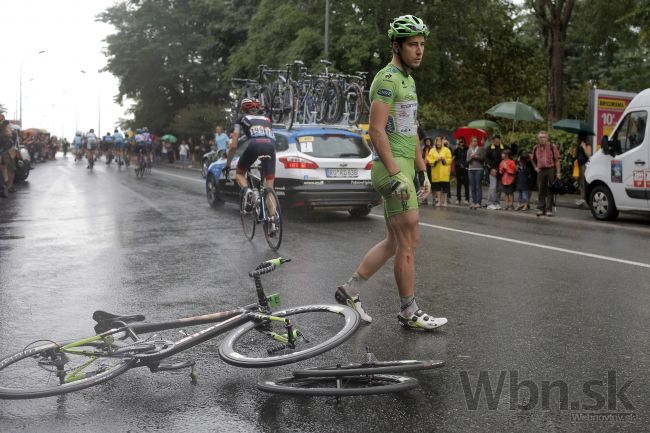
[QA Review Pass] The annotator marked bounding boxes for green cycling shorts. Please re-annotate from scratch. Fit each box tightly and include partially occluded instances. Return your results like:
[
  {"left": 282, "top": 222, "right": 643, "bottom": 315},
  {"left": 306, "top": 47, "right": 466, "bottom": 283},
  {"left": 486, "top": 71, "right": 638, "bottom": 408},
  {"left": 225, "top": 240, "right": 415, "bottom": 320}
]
[{"left": 371, "top": 157, "right": 418, "bottom": 219}]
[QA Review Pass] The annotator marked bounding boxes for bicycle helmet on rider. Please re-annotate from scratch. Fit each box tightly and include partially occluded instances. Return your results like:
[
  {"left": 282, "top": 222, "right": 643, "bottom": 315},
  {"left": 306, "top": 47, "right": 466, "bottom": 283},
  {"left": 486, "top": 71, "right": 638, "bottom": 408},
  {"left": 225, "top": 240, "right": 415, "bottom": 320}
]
[
  {"left": 387, "top": 15, "right": 430, "bottom": 40},
  {"left": 241, "top": 97, "right": 261, "bottom": 113}
]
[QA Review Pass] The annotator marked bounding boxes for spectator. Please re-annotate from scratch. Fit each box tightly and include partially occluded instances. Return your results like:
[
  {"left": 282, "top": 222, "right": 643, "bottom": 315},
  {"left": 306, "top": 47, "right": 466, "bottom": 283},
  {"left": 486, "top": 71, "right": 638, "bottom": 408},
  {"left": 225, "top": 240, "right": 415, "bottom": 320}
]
[
  {"left": 179, "top": 140, "right": 190, "bottom": 169},
  {"left": 466, "top": 136, "right": 484, "bottom": 209},
  {"left": 215, "top": 126, "right": 229, "bottom": 158},
  {"left": 0, "top": 113, "right": 14, "bottom": 197},
  {"left": 426, "top": 136, "right": 452, "bottom": 207},
  {"left": 453, "top": 137, "right": 469, "bottom": 205},
  {"left": 515, "top": 152, "right": 532, "bottom": 211},
  {"left": 485, "top": 134, "right": 504, "bottom": 210},
  {"left": 531, "top": 130, "right": 561, "bottom": 217},
  {"left": 499, "top": 149, "right": 516, "bottom": 210},
  {"left": 422, "top": 137, "right": 433, "bottom": 183},
  {"left": 161, "top": 139, "right": 169, "bottom": 162},
  {"left": 574, "top": 133, "right": 592, "bottom": 207}
]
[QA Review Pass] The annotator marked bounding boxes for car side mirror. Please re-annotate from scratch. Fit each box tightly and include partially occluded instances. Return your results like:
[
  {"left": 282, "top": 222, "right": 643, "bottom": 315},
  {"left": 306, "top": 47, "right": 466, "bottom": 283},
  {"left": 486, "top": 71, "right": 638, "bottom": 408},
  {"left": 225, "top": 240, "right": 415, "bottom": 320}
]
[{"left": 600, "top": 135, "right": 609, "bottom": 155}]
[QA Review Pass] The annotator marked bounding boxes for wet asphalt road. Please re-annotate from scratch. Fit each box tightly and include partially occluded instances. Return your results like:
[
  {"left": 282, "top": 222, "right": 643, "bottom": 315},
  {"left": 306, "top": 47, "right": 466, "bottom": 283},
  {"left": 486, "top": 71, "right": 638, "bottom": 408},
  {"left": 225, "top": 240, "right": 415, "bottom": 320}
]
[{"left": 1, "top": 156, "right": 650, "bottom": 433}]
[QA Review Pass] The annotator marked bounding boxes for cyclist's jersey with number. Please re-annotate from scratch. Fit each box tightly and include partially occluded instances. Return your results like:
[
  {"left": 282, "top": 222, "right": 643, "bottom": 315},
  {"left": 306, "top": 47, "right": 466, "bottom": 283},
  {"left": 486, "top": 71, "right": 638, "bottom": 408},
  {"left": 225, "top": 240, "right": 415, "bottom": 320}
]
[
  {"left": 234, "top": 115, "right": 275, "bottom": 144},
  {"left": 369, "top": 63, "right": 418, "bottom": 159}
]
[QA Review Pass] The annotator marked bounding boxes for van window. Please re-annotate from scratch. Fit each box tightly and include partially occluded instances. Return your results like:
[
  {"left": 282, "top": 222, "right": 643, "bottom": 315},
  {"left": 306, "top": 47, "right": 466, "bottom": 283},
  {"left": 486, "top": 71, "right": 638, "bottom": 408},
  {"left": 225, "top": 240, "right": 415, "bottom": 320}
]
[
  {"left": 296, "top": 134, "right": 371, "bottom": 158},
  {"left": 612, "top": 111, "right": 647, "bottom": 154}
]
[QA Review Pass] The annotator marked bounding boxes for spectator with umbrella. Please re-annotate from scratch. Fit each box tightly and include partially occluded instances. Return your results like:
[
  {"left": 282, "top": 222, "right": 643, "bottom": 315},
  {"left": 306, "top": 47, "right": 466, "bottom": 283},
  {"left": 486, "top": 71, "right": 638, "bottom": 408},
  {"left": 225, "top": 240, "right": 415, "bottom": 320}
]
[{"left": 552, "top": 119, "right": 594, "bottom": 207}]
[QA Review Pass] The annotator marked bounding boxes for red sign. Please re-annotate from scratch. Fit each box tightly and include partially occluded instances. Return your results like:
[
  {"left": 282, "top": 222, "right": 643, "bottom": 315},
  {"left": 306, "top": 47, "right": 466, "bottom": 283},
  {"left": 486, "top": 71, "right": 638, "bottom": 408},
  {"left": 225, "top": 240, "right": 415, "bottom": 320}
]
[{"left": 590, "top": 89, "right": 636, "bottom": 149}]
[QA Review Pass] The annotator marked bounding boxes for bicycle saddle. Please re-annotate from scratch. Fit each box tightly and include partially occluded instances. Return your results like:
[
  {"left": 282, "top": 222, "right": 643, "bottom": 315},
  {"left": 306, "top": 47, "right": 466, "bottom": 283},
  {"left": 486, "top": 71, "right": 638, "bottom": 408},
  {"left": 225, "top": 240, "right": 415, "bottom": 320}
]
[{"left": 92, "top": 310, "right": 145, "bottom": 334}]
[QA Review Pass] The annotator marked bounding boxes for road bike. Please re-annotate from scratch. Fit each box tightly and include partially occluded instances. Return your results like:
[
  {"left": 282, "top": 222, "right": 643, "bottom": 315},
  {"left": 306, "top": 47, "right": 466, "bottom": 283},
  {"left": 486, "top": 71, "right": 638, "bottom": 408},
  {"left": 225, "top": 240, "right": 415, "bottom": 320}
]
[
  {"left": 0, "top": 258, "right": 360, "bottom": 400},
  {"left": 240, "top": 155, "right": 283, "bottom": 251},
  {"left": 134, "top": 149, "right": 148, "bottom": 178}
]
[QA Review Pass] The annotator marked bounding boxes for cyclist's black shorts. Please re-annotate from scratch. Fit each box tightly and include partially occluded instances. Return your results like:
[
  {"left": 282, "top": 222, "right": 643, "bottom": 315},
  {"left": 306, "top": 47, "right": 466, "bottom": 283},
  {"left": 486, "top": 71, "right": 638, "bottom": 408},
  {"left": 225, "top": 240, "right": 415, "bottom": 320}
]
[{"left": 237, "top": 139, "right": 276, "bottom": 180}]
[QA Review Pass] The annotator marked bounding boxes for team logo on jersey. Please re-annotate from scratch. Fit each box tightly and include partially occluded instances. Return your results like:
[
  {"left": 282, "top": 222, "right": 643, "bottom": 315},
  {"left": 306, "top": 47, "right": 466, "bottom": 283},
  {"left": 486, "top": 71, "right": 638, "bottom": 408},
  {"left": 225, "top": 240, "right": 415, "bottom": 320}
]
[
  {"left": 377, "top": 88, "right": 392, "bottom": 97},
  {"left": 385, "top": 116, "right": 396, "bottom": 133},
  {"left": 384, "top": 73, "right": 392, "bottom": 79}
]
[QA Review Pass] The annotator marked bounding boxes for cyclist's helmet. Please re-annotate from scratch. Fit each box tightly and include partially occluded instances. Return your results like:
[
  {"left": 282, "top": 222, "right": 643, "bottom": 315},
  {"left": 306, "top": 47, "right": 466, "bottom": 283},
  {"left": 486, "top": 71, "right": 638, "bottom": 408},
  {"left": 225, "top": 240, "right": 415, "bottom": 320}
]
[
  {"left": 241, "top": 97, "right": 261, "bottom": 113},
  {"left": 388, "top": 15, "right": 430, "bottom": 40}
]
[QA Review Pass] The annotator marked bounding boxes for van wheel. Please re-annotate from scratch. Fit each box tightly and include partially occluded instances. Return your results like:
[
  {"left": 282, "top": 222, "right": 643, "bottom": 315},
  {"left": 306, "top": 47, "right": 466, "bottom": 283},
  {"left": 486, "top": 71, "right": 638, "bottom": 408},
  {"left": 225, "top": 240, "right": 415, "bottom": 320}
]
[
  {"left": 589, "top": 185, "right": 619, "bottom": 221},
  {"left": 349, "top": 207, "right": 371, "bottom": 218}
]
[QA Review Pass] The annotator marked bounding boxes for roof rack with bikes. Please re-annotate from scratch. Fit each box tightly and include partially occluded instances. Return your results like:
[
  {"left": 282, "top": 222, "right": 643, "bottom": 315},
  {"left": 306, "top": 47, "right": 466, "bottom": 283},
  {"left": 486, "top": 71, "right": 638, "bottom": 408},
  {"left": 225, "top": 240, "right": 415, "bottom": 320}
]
[{"left": 230, "top": 60, "right": 371, "bottom": 130}]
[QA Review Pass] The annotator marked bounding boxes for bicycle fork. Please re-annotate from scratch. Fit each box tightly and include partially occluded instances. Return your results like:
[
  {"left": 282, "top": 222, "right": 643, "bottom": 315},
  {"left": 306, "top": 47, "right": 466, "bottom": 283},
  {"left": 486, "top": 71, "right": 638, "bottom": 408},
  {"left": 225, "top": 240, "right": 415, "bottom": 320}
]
[{"left": 252, "top": 314, "right": 309, "bottom": 354}]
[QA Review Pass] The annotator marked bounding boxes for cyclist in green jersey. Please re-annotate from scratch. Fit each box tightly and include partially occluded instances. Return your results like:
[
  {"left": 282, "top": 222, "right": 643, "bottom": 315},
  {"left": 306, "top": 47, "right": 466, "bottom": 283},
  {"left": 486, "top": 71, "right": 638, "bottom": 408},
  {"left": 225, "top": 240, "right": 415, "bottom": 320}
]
[{"left": 335, "top": 15, "right": 447, "bottom": 330}]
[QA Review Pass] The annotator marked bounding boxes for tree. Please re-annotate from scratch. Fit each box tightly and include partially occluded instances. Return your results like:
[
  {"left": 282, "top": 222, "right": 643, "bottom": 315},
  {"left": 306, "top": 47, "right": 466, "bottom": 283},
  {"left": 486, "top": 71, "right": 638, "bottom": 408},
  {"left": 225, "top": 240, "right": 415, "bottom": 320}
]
[
  {"left": 99, "top": 0, "right": 259, "bottom": 133},
  {"left": 528, "top": 0, "right": 576, "bottom": 124}
]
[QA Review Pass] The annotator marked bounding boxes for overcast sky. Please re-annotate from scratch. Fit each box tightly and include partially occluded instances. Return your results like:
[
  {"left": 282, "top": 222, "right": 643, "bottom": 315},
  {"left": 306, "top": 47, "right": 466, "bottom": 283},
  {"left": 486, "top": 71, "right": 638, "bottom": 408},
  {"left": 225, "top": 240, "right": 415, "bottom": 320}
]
[{"left": 0, "top": 0, "right": 127, "bottom": 138}]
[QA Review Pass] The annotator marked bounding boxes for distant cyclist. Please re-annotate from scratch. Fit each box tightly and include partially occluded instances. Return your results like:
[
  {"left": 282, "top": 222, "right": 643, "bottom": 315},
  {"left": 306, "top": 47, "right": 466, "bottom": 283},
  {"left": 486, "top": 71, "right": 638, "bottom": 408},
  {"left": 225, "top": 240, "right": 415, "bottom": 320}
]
[
  {"left": 85, "top": 129, "right": 98, "bottom": 169},
  {"left": 113, "top": 129, "right": 127, "bottom": 166},
  {"left": 335, "top": 15, "right": 447, "bottom": 330},
  {"left": 102, "top": 132, "right": 114, "bottom": 164},
  {"left": 224, "top": 98, "right": 277, "bottom": 213},
  {"left": 73, "top": 132, "right": 83, "bottom": 162}
]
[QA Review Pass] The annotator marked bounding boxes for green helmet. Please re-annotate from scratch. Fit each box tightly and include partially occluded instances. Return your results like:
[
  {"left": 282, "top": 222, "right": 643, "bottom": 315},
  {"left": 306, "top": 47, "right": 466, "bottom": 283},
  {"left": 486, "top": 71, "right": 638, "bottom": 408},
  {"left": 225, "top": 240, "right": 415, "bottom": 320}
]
[{"left": 387, "top": 15, "right": 430, "bottom": 40}]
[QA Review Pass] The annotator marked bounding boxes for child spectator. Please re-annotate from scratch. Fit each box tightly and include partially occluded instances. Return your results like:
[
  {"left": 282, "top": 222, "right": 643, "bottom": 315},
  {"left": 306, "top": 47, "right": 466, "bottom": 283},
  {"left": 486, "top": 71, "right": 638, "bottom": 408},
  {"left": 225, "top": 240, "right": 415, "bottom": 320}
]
[
  {"left": 515, "top": 152, "right": 532, "bottom": 211},
  {"left": 499, "top": 149, "right": 516, "bottom": 210}
]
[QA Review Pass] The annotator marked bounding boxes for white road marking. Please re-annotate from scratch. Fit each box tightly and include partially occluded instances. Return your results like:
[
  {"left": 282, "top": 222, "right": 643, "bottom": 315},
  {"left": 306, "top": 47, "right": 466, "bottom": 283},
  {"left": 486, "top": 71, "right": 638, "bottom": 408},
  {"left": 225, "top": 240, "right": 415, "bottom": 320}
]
[{"left": 369, "top": 214, "right": 650, "bottom": 269}]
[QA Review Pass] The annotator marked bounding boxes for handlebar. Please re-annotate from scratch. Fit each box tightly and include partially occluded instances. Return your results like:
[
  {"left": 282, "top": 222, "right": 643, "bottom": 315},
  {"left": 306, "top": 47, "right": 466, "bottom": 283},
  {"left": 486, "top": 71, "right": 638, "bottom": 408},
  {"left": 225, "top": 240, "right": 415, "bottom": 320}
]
[{"left": 249, "top": 258, "right": 291, "bottom": 278}]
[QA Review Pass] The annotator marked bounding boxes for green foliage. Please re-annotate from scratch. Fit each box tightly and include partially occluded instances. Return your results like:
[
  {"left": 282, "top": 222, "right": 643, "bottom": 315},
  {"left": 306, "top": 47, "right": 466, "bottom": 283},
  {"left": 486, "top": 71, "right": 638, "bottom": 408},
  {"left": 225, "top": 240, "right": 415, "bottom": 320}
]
[
  {"left": 100, "top": 0, "right": 648, "bottom": 139},
  {"left": 170, "top": 104, "right": 224, "bottom": 137}
]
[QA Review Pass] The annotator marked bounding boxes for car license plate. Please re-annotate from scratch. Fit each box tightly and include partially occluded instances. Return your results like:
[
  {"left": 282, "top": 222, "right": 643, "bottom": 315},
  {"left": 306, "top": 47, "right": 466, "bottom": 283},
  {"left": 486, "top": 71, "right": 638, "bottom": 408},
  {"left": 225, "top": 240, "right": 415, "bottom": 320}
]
[{"left": 326, "top": 168, "right": 358, "bottom": 178}]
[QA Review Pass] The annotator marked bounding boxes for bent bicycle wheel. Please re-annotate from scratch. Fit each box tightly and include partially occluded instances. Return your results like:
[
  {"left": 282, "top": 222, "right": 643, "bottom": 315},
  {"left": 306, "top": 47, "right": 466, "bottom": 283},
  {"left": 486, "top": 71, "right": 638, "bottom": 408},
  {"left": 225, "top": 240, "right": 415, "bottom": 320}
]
[
  {"left": 263, "top": 188, "right": 282, "bottom": 251},
  {"left": 292, "top": 359, "right": 445, "bottom": 378},
  {"left": 258, "top": 374, "right": 418, "bottom": 396},
  {"left": 0, "top": 340, "right": 135, "bottom": 399},
  {"left": 219, "top": 304, "right": 360, "bottom": 368}
]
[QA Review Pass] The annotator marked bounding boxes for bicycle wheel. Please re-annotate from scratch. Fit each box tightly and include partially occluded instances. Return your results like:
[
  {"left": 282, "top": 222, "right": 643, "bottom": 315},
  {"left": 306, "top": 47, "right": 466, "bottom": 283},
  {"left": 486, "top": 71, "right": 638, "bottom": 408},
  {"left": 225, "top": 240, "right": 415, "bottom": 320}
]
[
  {"left": 284, "top": 85, "right": 296, "bottom": 129},
  {"left": 0, "top": 339, "right": 135, "bottom": 399},
  {"left": 219, "top": 304, "right": 360, "bottom": 368},
  {"left": 345, "top": 84, "right": 363, "bottom": 125},
  {"left": 292, "top": 359, "right": 444, "bottom": 378},
  {"left": 258, "top": 374, "right": 418, "bottom": 396},
  {"left": 324, "top": 80, "right": 343, "bottom": 123},
  {"left": 240, "top": 191, "right": 257, "bottom": 241},
  {"left": 263, "top": 188, "right": 282, "bottom": 251}
]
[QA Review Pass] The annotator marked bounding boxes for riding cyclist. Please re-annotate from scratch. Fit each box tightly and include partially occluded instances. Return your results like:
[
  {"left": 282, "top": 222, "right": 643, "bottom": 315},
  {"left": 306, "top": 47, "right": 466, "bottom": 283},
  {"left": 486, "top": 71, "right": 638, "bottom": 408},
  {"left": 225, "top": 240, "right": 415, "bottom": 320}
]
[
  {"left": 224, "top": 97, "right": 278, "bottom": 227},
  {"left": 85, "top": 129, "right": 98, "bottom": 168},
  {"left": 335, "top": 15, "right": 447, "bottom": 330},
  {"left": 113, "top": 129, "right": 127, "bottom": 166}
]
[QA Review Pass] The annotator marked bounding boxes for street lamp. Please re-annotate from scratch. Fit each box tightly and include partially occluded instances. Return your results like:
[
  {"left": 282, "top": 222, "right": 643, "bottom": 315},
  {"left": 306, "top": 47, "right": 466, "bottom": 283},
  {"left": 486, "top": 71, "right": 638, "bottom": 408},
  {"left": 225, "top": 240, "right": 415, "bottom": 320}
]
[{"left": 19, "top": 50, "right": 46, "bottom": 126}]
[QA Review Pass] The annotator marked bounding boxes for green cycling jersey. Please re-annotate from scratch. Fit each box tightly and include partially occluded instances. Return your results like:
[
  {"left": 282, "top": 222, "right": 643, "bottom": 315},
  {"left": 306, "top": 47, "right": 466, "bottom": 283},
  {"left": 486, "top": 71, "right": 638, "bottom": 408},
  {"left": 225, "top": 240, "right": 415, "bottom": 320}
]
[{"left": 368, "top": 63, "right": 418, "bottom": 159}]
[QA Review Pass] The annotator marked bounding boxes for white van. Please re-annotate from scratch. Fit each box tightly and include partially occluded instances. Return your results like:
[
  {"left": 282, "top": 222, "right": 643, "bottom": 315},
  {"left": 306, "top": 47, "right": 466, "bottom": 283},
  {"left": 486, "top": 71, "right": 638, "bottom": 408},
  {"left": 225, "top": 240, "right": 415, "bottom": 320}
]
[{"left": 585, "top": 88, "right": 649, "bottom": 220}]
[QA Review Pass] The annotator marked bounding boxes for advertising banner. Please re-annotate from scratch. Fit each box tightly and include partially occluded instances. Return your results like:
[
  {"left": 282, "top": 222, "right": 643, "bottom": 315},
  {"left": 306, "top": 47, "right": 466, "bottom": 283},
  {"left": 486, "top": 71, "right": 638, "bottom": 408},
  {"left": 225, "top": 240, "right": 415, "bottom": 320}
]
[{"left": 589, "top": 89, "right": 637, "bottom": 149}]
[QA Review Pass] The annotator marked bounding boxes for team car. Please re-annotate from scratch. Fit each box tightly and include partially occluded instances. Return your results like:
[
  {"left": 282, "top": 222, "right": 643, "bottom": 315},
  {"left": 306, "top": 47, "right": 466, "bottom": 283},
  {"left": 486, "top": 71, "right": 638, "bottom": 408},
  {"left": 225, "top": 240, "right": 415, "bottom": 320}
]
[{"left": 205, "top": 124, "right": 382, "bottom": 216}]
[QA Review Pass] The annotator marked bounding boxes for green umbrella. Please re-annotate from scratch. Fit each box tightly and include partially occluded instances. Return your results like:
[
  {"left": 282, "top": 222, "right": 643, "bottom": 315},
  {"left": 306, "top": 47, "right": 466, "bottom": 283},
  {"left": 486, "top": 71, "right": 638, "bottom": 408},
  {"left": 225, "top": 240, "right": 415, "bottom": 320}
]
[
  {"left": 552, "top": 119, "right": 594, "bottom": 135},
  {"left": 485, "top": 101, "right": 544, "bottom": 122},
  {"left": 467, "top": 119, "right": 501, "bottom": 131},
  {"left": 161, "top": 134, "right": 177, "bottom": 144}
]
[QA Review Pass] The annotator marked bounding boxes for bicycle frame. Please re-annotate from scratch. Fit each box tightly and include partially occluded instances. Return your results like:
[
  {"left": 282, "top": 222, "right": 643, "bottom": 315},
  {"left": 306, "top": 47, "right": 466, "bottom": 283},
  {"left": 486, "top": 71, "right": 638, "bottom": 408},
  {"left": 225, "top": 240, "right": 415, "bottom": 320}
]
[{"left": 245, "top": 166, "right": 271, "bottom": 225}]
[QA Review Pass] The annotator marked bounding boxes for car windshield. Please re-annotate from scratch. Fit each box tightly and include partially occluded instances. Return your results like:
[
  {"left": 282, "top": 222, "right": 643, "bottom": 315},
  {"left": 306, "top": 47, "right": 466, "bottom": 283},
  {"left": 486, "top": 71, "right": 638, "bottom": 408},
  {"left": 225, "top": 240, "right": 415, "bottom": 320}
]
[{"left": 296, "top": 134, "right": 370, "bottom": 158}]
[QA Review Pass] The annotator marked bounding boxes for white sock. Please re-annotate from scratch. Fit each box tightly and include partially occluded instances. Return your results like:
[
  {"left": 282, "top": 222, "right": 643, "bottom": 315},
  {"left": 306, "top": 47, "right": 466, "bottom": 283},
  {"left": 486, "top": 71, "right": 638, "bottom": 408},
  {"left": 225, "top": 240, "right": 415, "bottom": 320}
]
[
  {"left": 400, "top": 296, "right": 419, "bottom": 317},
  {"left": 342, "top": 272, "right": 367, "bottom": 295}
]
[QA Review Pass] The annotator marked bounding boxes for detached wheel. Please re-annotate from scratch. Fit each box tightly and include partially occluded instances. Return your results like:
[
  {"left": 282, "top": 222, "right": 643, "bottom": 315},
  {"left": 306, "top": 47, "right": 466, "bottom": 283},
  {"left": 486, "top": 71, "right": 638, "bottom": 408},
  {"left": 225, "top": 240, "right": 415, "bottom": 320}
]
[
  {"left": 206, "top": 174, "right": 223, "bottom": 207},
  {"left": 201, "top": 159, "right": 209, "bottom": 179},
  {"left": 349, "top": 207, "right": 371, "bottom": 218},
  {"left": 589, "top": 185, "right": 619, "bottom": 221}
]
